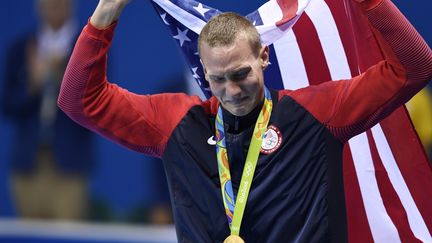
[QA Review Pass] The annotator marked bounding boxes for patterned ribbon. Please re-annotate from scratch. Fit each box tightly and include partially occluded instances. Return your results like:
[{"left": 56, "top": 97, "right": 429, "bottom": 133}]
[{"left": 215, "top": 87, "right": 273, "bottom": 236}]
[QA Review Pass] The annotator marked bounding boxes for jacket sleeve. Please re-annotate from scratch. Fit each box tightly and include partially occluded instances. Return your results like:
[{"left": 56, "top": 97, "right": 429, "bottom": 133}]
[
  {"left": 286, "top": 0, "right": 432, "bottom": 143},
  {"left": 57, "top": 21, "right": 203, "bottom": 158}
]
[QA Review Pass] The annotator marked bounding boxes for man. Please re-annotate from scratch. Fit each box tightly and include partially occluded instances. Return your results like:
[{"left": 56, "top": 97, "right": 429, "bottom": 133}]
[
  {"left": 2, "top": 0, "right": 93, "bottom": 220},
  {"left": 58, "top": 0, "right": 431, "bottom": 242}
]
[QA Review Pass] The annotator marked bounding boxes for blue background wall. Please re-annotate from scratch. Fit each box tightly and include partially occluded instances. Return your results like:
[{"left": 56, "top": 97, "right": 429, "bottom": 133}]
[{"left": 0, "top": 0, "right": 430, "bottom": 219}]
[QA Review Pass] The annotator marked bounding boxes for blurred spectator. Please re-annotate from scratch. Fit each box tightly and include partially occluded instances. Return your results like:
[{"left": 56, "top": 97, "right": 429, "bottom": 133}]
[
  {"left": 1, "top": 0, "right": 94, "bottom": 220},
  {"left": 142, "top": 157, "right": 173, "bottom": 225},
  {"left": 407, "top": 87, "right": 432, "bottom": 160}
]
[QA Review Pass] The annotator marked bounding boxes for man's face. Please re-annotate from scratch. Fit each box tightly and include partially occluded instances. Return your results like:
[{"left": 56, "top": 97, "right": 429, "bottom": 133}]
[
  {"left": 200, "top": 35, "right": 269, "bottom": 116},
  {"left": 38, "top": 0, "right": 72, "bottom": 30}
]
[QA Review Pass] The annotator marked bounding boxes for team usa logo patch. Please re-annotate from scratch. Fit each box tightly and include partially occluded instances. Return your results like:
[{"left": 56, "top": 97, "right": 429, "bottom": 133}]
[{"left": 261, "top": 125, "right": 282, "bottom": 154}]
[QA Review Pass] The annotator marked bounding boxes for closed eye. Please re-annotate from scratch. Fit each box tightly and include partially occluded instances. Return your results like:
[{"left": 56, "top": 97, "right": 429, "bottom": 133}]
[
  {"left": 229, "top": 67, "right": 251, "bottom": 82},
  {"left": 209, "top": 75, "right": 225, "bottom": 83}
]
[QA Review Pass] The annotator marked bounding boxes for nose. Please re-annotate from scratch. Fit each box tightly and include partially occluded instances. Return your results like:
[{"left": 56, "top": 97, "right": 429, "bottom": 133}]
[{"left": 225, "top": 81, "right": 242, "bottom": 99}]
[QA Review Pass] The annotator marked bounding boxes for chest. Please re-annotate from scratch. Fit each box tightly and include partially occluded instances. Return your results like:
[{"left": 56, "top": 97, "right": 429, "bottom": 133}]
[{"left": 162, "top": 97, "right": 341, "bottom": 242}]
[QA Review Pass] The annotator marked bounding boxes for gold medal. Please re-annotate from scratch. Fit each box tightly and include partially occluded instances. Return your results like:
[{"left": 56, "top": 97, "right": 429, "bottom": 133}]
[{"left": 224, "top": 235, "right": 245, "bottom": 243}]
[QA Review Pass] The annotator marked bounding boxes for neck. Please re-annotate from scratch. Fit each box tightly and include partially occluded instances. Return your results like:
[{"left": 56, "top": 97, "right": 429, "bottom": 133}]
[{"left": 222, "top": 99, "right": 264, "bottom": 134}]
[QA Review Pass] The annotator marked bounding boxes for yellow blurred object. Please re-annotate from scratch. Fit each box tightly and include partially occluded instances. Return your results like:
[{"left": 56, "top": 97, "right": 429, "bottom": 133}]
[{"left": 407, "top": 87, "right": 432, "bottom": 157}]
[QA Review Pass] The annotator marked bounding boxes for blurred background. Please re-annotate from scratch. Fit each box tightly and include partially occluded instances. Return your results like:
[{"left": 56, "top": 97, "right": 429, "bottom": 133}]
[{"left": 0, "top": 0, "right": 430, "bottom": 242}]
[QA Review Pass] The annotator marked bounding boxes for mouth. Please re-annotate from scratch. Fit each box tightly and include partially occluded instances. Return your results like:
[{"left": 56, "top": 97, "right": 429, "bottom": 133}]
[{"left": 227, "top": 96, "right": 249, "bottom": 105}]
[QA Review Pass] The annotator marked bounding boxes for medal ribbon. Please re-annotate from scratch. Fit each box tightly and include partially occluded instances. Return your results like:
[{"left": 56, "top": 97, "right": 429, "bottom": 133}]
[{"left": 215, "top": 87, "right": 272, "bottom": 236}]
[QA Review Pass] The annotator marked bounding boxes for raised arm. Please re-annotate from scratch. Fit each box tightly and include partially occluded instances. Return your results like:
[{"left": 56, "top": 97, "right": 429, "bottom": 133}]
[
  {"left": 90, "top": 0, "right": 130, "bottom": 29},
  {"left": 360, "top": 0, "right": 431, "bottom": 86},
  {"left": 287, "top": 0, "right": 432, "bottom": 142},
  {"left": 58, "top": 0, "right": 202, "bottom": 157}
]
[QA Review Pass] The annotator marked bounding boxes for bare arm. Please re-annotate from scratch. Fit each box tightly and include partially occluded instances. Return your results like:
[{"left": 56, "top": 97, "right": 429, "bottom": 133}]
[{"left": 90, "top": 0, "right": 130, "bottom": 29}]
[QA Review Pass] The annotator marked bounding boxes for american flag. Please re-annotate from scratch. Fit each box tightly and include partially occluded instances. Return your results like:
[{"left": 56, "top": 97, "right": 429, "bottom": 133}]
[{"left": 150, "top": 0, "right": 432, "bottom": 242}]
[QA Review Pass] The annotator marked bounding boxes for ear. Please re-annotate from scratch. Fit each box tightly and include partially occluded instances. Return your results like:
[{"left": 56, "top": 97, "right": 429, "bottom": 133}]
[{"left": 260, "top": 45, "right": 270, "bottom": 69}]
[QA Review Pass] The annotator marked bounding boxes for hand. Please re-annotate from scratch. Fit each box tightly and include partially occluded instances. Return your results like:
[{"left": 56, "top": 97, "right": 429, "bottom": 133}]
[
  {"left": 27, "top": 43, "right": 46, "bottom": 95},
  {"left": 90, "top": 0, "right": 131, "bottom": 29},
  {"left": 27, "top": 46, "right": 68, "bottom": 95}
]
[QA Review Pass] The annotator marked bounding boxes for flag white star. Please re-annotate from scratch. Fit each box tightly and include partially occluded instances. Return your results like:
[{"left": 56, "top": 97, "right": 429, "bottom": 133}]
[
  {"left": 193, "top": 3, "right": 210, "bottom": 17},
  {"left": 191, "top": 67, "right": 200, "bottom": 79},
  {"left": 160, "top": 13, "right": 169, "bottom": 25},
  {"left": 173, "top": 28, "right": 191, "bottom": 47}
]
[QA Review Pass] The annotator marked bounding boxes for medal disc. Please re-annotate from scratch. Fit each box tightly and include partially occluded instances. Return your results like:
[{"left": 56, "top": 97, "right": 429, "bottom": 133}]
[{"left": 224, "top": 235, "right": 245, "bottom": 243}]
